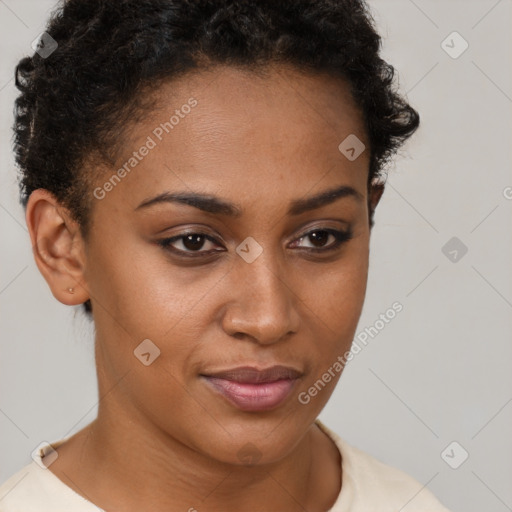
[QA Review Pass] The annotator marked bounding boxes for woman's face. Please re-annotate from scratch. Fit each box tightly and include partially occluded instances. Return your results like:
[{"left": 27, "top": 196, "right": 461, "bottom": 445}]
[{"left": 83, "top": 64, "right": 377, "bottom": 465}]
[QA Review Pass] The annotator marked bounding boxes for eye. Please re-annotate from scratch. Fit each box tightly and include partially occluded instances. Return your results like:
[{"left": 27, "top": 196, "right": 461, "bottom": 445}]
[
  {"left": 291, "top": 228, "right": 353, "bottom": 252},
  {"left": 157, "top": 227, "right": 353, "bottom": 259},
  {"left": 157, "top": 232, "right": 224, "bottom": 257}
]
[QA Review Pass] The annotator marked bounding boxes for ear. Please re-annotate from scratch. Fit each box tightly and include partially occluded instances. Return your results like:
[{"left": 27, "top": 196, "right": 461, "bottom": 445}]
[
  {"left": 25, "top": 189, "right": 90, "bottom": 307},
  {"left": 368, "top": 182, "right": 385, "bottom": 230}
]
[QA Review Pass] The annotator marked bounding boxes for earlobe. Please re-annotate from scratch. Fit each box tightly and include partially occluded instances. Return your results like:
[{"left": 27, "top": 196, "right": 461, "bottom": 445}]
[{"left": 25, "top": 189, "right": 90, "bottom": 307}]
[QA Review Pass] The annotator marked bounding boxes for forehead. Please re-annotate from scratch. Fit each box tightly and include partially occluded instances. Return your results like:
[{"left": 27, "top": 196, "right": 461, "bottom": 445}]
[
  {"left": 93, "top": 64, "right": 370, "bottom": 212},
  {"left": 150, "top": 63, "right": 366, "bottom": 144}
]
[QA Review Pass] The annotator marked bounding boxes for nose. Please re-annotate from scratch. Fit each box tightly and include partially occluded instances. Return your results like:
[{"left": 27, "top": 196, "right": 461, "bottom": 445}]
[{"left": 220, "top": 251, "right": 301, "bottom": 346}]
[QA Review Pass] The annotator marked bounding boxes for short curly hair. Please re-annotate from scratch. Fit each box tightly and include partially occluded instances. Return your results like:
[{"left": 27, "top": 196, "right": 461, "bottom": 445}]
[{"left": 13, "top": 0, "right": 419, "bottom": 314}]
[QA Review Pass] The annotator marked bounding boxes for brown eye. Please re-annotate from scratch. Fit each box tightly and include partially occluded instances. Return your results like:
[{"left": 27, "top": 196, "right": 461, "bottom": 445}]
[
  {"left": 181, "top": 234, "right": 208, "bottom": 251},
  {"left": 306, "top": 230, "right": 331, "bottom": 248},
  {"left": 293, "top": 228, "right": 353, "bottom": 252},
  {"left": 157, "top": 232, "right": 223, "bottom": 257}
]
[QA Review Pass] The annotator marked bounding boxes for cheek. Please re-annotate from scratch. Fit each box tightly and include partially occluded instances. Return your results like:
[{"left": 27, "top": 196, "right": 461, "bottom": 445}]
[
  {"left": 294, "top": 245, "right": 369, "bottom": 412},
  {"left": 298, "top": 235, "right": 369, "bottom": 395},
  {"left": 85, "top": 231, "right": 217, "bottom": 376},
  {"left": 85, "top": 230, "right": 188, "bottom": 330},
  {"left": 309, "top": 236, "right": 369, "bottom": 330},
  {"left": 85, "top": 238, "right": 208, "bottom": 428}
]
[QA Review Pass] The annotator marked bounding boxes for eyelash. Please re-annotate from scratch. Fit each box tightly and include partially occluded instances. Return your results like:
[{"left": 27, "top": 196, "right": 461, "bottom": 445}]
[{"left": 156, "top": 228, "right": 353, "bottom": 259}]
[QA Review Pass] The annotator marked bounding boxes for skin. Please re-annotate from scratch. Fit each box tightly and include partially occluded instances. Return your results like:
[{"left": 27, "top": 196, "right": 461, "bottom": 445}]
[{"left": 26, "top": 64, "right": 384, "bottom": 512}]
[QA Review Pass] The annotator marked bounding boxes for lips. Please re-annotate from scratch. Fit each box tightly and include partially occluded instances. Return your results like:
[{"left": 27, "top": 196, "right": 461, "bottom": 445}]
[
  {"left": 201, "top": 365, "right": 303, "bottom": 411},
  {"left": 204, "top": 365, "right": 302, "bottom": 383}
]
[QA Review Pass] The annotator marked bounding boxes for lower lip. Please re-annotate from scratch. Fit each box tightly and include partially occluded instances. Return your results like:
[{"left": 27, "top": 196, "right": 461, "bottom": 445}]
[{"left": 202, "top": 376, "right": 298, "bottom": 411}]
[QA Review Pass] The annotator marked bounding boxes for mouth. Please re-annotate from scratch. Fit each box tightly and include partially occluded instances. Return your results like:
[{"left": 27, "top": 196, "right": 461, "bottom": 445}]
[{"left": 200, "top": 365, "right": 303, "bottom": 412}]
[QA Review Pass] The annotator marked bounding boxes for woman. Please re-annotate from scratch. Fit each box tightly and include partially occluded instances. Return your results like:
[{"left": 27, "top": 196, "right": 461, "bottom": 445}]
[{"left": 0, "top": 0, "right": 452, "bottom": 510}]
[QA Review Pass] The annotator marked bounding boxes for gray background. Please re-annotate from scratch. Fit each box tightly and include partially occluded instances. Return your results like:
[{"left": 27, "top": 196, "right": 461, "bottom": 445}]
[{"left": 1, "top": 1, "right": 511, "bottom": 511}]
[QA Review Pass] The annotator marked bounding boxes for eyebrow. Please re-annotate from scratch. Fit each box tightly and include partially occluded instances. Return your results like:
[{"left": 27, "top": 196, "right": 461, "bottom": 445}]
[{"left": 135, "top": 184, "right": 363, "bottom": 217}]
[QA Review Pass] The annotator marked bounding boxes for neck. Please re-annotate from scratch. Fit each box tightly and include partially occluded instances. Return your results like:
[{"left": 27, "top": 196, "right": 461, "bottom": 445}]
[{"left": 79, "top": 400, "right": 318, "bottom": 511}]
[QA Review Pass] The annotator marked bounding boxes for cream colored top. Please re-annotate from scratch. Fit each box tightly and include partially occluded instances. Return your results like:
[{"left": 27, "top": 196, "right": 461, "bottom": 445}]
[{"left": 0, "top": 419, "right": 452, "bottom": 511}]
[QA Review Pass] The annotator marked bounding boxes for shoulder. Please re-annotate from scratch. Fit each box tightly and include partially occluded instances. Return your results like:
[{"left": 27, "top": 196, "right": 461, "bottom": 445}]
[
  {"left": 0, "top": 461, "right": 54, "bottom": 512},
  {"left": 315, "top": 420, "right": 453, "bottom": 512},
  {"left": 0, "top": 442, "right": 102, "bottom": 512}
]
